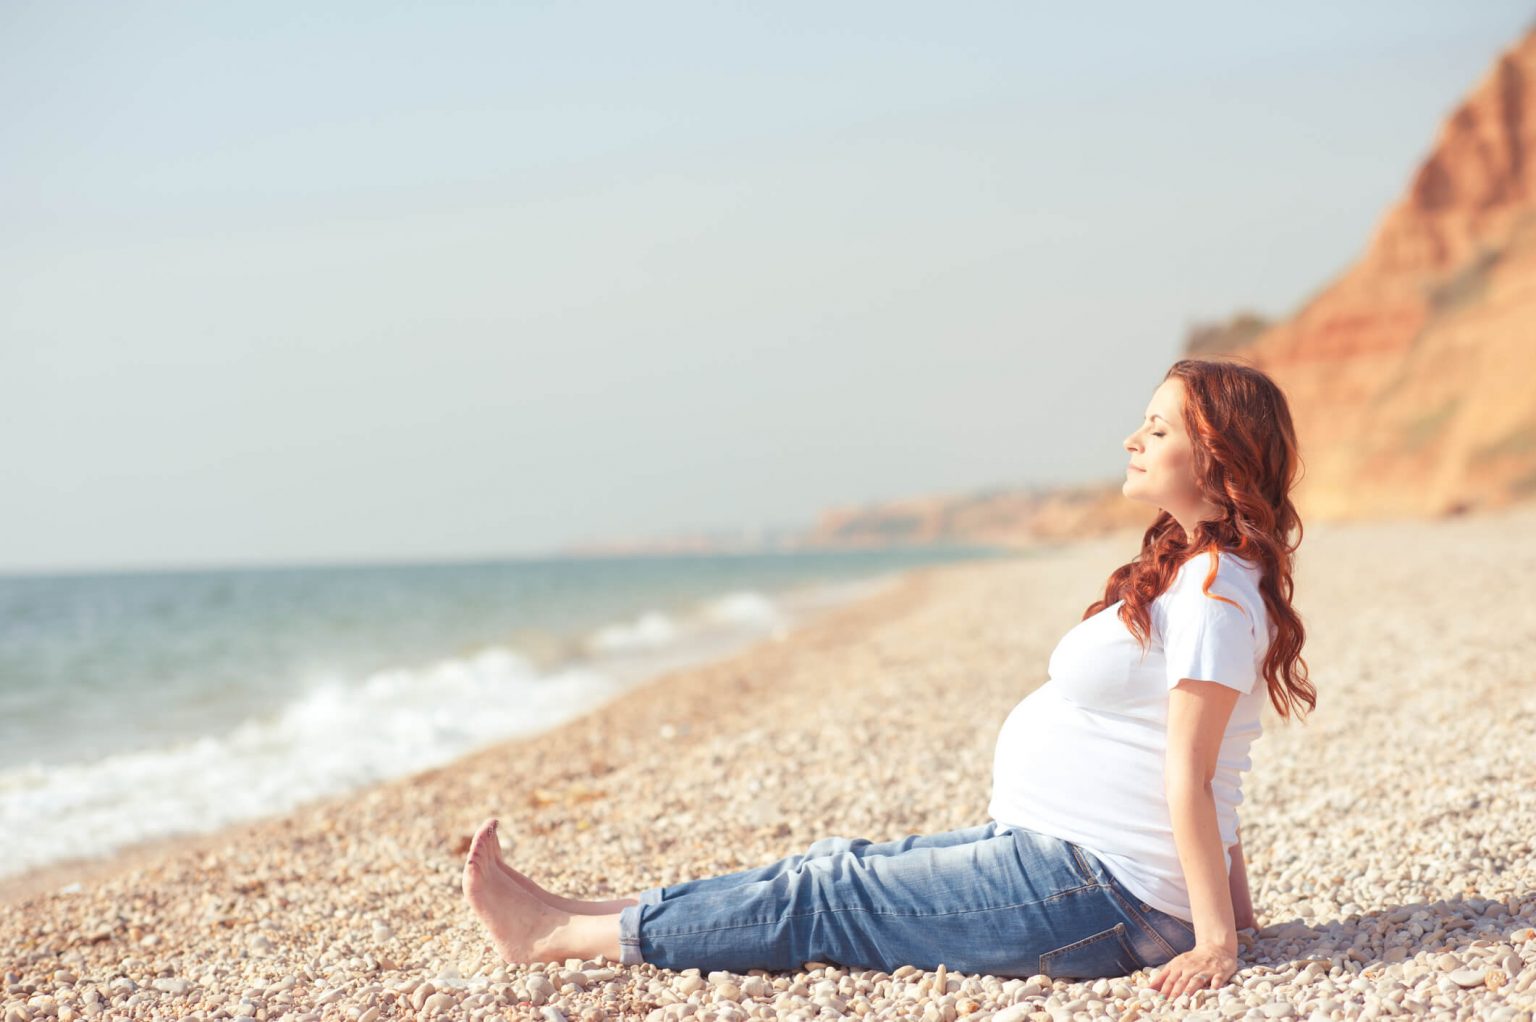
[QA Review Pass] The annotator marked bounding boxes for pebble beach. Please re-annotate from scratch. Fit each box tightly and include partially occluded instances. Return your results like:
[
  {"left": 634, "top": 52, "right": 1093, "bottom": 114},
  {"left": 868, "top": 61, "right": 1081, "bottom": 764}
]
[{"left": 5, "top": 502, "right": 1536, "bottom": 1022}]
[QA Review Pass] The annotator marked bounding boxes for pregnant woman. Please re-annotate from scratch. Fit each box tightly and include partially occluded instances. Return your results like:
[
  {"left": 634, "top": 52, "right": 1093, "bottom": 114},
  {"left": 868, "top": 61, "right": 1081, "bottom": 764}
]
[{"left": 462, "top": 357, "right": 1315, "bottom": 997}]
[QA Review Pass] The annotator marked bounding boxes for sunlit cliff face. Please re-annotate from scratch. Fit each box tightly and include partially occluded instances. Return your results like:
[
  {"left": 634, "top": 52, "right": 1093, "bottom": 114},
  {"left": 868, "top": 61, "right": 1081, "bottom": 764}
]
[{"left": 1122, "top": 377, "right": 1223, "bottom": 543}]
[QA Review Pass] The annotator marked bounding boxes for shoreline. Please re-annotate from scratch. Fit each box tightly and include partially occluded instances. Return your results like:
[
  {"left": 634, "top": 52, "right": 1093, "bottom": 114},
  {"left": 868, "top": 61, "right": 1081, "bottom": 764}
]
[{"left": 0, "top": 556, "right": 971, "bottom": 905}]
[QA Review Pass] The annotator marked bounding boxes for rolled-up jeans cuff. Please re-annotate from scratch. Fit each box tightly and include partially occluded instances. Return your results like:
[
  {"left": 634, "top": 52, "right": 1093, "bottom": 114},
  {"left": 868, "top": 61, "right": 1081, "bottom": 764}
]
[{"left": 618, "top": 886, "right": 666, "bottom": 966}]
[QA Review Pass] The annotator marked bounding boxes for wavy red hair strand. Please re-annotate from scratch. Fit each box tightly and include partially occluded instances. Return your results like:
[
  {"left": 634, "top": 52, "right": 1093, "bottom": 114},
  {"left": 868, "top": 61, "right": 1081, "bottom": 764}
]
[{"left": 1083, "top": 357, "right": 1316, "bottom": 722}]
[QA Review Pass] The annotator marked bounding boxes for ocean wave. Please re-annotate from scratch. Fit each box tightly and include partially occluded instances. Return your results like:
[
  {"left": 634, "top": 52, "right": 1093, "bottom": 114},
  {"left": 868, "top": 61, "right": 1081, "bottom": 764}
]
[
  {"left": 0, "top": 647, "right": 621, "bottom": 878},
  {"left": 0, "top": 587, "right": 816, "bottom": 879}
]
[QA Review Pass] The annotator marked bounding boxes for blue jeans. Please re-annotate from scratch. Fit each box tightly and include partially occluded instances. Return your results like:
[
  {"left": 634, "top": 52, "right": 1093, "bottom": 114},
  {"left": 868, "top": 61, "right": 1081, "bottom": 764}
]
[{"left": 617, "top": 821, "right": 1197, "bottom": 979}]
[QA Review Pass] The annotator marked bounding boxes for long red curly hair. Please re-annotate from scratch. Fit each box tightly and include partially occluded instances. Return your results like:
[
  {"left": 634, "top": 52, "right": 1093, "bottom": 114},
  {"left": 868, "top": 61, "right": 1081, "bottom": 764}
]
[{"left": 1083, "top": 357, "right": 1316, "bottom": 722}]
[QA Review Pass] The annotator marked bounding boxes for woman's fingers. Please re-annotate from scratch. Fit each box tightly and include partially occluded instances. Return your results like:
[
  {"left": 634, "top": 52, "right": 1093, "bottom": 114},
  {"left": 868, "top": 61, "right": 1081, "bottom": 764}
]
[
  {"left": 1158, "top": 967, "right": 1221, "bottom": 1000},
  {"left": 1148, "top": 962, "right": 1228, "bottom": 1000}
]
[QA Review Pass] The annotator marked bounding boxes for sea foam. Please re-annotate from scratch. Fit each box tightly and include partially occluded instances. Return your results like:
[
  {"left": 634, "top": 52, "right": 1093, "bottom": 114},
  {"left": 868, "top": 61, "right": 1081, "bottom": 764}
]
[{"left": 0, "top": 584, "right": 838, "bottom": 879}]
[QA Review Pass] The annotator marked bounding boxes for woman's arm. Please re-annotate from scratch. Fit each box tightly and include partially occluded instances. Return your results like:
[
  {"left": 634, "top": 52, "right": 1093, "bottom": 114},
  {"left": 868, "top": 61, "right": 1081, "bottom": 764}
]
[
  {"left": 1164, "top": 679, "right": 1245, "bottom": 952},
  {"left": 1228, "top": 830, "right": 1255, "bottom": 930},
  {"left": 1166, "top": 778, "right": 1239, "bottom": 952}
]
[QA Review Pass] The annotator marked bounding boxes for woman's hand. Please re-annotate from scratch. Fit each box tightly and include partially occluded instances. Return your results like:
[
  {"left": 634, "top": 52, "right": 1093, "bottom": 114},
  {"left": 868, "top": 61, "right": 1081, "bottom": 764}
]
[{"left": 1146, "top": 942, "right": 1241, "bottom": 999}]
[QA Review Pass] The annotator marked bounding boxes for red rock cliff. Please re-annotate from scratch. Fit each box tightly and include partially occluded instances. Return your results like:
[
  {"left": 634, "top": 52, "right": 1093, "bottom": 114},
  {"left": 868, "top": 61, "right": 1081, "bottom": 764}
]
[{"left": 1219, "top": 27, "right": 1536, "bottom": 520}]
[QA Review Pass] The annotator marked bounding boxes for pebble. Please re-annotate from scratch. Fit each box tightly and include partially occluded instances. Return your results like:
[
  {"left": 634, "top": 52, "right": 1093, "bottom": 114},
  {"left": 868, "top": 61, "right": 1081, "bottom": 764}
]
[
  {"left": 740, "top": 977, "right": 772, "bottom": 999},
  {"left": 421, "top": 992, "right": 454, "bottom": 1015},
  {"left": 525, "top": 974, "right": 556, "bottom": 1005}
]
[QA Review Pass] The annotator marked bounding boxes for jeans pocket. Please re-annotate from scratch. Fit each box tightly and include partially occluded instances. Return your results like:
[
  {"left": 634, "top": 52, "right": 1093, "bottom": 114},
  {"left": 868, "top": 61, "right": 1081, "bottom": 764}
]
[
  {"left": 1152, "top": 908, "right": 1197, "bottom": 953},
  {"left": 1103, "top": 875, "right": 1197, "bottom": 956},
  {"left": 1038, "top": 921, "right": 1145, "bottom": 980},
  {"left": 1140, "top": 904, "right": 1196, "bottom": 955}
]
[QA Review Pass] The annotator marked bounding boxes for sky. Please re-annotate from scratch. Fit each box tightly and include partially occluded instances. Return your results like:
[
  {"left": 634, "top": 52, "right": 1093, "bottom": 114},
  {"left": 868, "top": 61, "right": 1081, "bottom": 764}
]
[{"left": 3, "top": 2, "right": 1533, "bottom": 574}]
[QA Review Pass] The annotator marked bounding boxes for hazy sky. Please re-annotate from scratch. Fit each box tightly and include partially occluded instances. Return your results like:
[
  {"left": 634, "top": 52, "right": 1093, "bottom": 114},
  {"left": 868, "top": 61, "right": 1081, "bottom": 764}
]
[{"left": 4, "top": 3, "right": 1532, "bottom": 574}]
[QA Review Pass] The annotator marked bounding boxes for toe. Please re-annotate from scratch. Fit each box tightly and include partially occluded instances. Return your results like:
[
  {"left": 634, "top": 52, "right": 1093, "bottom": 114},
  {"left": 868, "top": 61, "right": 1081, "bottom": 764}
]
[
  {"left": 461, "top": 859, "right": 478, "bottom": 899},
  {"left": 468, "top": 818, "right": 498, "bottom": 862}
]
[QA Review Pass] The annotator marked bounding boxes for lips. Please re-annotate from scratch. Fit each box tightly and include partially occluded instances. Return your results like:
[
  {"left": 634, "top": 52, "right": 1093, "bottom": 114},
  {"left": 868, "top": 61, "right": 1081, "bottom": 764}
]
[{"left": 1127, "top": 465, "right": 1146, "bottom": 472}]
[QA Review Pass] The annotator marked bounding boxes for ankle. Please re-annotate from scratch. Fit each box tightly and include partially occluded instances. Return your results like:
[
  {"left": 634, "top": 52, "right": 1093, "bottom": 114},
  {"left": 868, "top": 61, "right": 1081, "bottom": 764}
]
[{"left": 530, "top": 913, "right": 582, "bottom": 964}]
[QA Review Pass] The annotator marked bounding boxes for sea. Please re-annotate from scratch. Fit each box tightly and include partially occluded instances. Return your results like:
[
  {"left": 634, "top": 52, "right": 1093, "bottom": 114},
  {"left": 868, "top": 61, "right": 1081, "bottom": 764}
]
[{"left": 0, "top": 544, "right": 1021, "bottom": 879}]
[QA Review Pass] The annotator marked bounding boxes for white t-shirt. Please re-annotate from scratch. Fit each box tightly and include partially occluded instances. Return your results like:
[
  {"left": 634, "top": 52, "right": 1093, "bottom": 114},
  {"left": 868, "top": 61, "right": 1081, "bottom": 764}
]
[{"left": 986, "top": 550, "right": 1271, "bottom": 922}]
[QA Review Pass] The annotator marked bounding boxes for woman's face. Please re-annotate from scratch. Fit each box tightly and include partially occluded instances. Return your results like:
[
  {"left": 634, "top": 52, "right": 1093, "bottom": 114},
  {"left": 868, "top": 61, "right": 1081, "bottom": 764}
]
[{"left": 1122, "top": 377, "right": 1218, "bottom": 534}]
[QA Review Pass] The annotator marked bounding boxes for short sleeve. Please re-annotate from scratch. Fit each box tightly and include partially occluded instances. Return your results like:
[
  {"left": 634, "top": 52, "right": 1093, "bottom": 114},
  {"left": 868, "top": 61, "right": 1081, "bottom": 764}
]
[{"left": 1161, "top": 578, "right": 1261, "bottom": 695}]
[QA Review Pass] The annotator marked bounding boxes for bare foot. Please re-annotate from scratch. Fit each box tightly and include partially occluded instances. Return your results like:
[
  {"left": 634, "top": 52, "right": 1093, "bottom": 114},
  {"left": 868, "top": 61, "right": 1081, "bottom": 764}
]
[
  {"left": 481, "top": 818, "right": 641, "bottom": 914},
  {"left": 463, "top": 818, "right": 571, "bottom": 963}
]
